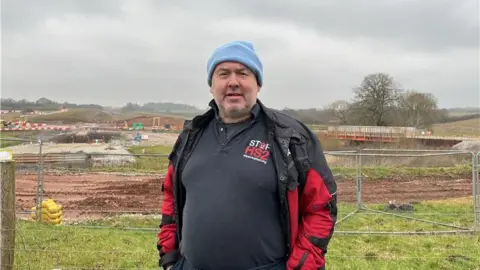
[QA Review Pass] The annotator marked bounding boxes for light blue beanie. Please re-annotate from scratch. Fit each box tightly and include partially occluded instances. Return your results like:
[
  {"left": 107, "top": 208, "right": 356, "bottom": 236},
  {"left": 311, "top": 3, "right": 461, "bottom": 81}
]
[{"left": 207, "top": 41, "right": 263, "bottom": 87}]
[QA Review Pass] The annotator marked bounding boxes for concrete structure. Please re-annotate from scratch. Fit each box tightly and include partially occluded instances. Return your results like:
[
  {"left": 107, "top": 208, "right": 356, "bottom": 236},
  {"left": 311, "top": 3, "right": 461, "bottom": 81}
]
[{"left": 322, "top": 125, "right": 480, "bottom": 146}]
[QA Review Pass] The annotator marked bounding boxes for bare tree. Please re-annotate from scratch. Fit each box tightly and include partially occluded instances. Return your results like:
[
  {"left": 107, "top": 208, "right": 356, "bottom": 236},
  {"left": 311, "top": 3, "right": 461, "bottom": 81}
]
[
  {"left": 398, "top": 90, "right": 439, "bottom": 128},
  {"left": 327, "top": 100, "right": 351, "bottom": 124},
  {"left": 352, "top": 73, "right": 402, "bottom": 126}
]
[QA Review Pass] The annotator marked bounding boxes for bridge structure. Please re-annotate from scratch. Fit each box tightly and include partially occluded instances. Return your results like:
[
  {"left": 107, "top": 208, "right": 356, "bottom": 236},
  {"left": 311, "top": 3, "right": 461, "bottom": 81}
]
[{"left": 316, "top": 125, "right": 479, "bottom": 146}]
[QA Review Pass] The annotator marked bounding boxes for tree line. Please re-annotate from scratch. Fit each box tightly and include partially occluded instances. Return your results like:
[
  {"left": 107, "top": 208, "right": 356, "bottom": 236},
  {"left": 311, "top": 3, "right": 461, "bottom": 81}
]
[
  {"left": 0, "top": 97, "right": 102, "bottom": 112},
  {"left": 0, "top": 98, "right": 201, "bottom": 114},
  {"left": 120, "top": 102, "right": 201, "bottom": 113},
  {"left": 2, "top": 77, "right": 477, "bottom": 128},
  {"left": 281, "top": 73, "right": 477, "bottom": 128}
]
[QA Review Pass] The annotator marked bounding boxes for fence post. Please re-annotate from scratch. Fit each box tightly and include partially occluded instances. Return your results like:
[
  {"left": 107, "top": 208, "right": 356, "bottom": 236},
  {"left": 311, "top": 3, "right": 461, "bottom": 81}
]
[
  {"left": 475, "top": 152, "right": 480, "bottom": 232},
  {"left": 1, "top": 160, "right": 16, "bottom": 270},
  {"left": 357, "top": 149, "right": 363, "bottom": 209},
  {"left": 36, "top": 140, "right": 44, "bottom": 220}
]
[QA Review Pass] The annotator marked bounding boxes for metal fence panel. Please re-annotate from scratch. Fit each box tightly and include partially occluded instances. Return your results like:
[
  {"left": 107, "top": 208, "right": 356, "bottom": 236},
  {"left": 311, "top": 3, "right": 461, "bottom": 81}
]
[
  {"left": 6, "top": 143, "right": 480, "bottom": 268},
  {"left": 15, "top": 152, "right": 169, "bottom": 222},
  {"left": 475, "top": 152, "right": 480, "bottom": 232},
  {"left": 325, "top": 149, "right": 477, "bottom": 235}
]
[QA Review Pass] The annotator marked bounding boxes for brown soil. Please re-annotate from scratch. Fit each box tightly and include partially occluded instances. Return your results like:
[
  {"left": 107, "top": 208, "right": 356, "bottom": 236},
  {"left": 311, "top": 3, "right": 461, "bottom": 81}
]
[
  {"left": 337, "top": 178, "right": 472, "bottom": 204},
  {"left": 15, "top": 172, "right": 165, "bottom": 220},
  {"left": 15, "top": 172, "right": 473, "bottom": 220}
]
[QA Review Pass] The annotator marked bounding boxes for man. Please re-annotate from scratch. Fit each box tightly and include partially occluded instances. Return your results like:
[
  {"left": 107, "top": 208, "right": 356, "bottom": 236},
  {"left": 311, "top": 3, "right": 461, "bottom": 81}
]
[{"left": 157, "top": 41, "right": 337, "bottom": 270}]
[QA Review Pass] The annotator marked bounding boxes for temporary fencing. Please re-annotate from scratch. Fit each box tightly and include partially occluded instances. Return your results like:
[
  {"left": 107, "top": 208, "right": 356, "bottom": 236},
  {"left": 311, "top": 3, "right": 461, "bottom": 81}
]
[
  {"left": 4, "top": 149, "right": 170, "bottom": 269},
  {"left": 8, "top": 148, "right": 480, "bottom": 231},
  {"left": 16, "top": 152, "right": 170, "bottom": 222},
  {"left": 325, "top": 149, "right": 479, "bottom": 235},
  {"left": 2, "top": 142, "right": 480, "bottom": 268},
  {"left": 476, "top": 152, "right": 480, "bottom": 232}
]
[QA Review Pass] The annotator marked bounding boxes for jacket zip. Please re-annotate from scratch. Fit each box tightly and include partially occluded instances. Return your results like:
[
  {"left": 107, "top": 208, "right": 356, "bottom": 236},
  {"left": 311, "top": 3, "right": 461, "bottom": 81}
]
[
  {"left": 269, "top": 131, "right": 292, "bottom": 256},
  {"left": 293, "top": 252, "right": 308, "bottom": 270}
]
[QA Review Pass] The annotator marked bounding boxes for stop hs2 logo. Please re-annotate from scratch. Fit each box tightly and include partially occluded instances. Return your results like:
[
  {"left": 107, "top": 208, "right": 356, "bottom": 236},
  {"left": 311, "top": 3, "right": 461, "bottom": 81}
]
[{"left": 243, "top": 139, "right": 270, "bottom": 164}]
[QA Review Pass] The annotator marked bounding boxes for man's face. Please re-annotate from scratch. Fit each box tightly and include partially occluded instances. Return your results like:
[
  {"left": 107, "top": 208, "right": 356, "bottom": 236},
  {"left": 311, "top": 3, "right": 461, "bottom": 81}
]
[{"left": 210, "top": 61, "right": 260, "bottom": 121}]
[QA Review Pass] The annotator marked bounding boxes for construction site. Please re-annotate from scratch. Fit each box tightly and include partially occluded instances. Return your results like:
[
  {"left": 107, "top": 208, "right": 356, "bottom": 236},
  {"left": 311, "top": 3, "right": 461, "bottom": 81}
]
[
  {"left": 2, "top": 109, "right": 479, "bottom": 223},
  {"left": 1, "top": 113, "right": 182, "bottom": 170}
]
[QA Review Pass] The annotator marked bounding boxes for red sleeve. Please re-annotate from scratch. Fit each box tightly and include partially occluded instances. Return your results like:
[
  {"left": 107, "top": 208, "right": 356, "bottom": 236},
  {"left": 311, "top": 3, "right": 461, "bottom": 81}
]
[
  {"left": 287, "top": 133, "right": 337, "bottom": 270},
  {"left": 157, "top": 164, "right": 180, "bottom": 267}
]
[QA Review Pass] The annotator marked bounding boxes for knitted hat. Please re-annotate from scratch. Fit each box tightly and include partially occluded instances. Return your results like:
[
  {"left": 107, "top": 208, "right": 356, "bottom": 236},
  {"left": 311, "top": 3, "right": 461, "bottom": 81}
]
[{"left": 207, "top": 41, "right": 263, "bottom": 87}]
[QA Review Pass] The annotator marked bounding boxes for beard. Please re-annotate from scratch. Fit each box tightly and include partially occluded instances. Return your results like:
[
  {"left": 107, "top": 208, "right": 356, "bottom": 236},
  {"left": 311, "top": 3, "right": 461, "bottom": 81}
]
[{"left": 218, "top": 102, "right": 251, "bottom": 120}]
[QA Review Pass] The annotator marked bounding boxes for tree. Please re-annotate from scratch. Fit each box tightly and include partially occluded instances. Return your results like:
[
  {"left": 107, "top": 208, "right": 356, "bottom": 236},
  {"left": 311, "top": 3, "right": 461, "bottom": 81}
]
[
  {"left": 327, "top": 100, "right": 351, "bottom": 124},
  {"left": 352, "top": 73, "right": 402, "bottom": 126},
  {"left": 36, "top": 97, "right": 55, "bottom": 105},
  {"left": 398, "top": 90, "right": 439, "bottom": 128},
  {"left": 121, "top": 102, "right": 141, "bottom": 112}
]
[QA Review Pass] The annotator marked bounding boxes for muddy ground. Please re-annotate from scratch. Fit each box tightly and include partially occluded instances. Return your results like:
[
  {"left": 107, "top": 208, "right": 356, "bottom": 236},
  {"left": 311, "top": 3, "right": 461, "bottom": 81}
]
[{"left": 15, "top": 172, "right": 473, "bottom": 221}]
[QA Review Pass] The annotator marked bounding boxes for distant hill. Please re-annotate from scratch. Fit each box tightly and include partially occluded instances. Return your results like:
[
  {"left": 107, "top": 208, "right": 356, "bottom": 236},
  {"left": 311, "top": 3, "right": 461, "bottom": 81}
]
[
  {"left": 436, "top": 107, "right": 479, "bottom": 124},
  {"left": 2, "top": 97, "right": 477, "bottom": 126},
  {"left": 0, "top": 97, "right": 203, "bottom": 114},
  {"left": 1, "top": 97, "right": 102, "bottom": 112},
  {"left": 29, "top": 108, "right": 113, "bottom": 124},
  {"left": 119, "top": 102, "right": 203, "bottom": 114},
  {"left": 432, "top": 116, "right": 480, "bottom": 137},
  {"left": 27, "top": 108, "right": 194, "bottom": 124},
  {"left": 445, "top": 107, "right": 479, "bottom": 117}
]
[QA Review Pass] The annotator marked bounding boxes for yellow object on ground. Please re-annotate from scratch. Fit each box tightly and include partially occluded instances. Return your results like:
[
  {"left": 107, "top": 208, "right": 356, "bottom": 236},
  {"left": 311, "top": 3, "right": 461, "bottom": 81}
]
[{"left": 31, "top": 198, "right": 63, "bottom": 225}]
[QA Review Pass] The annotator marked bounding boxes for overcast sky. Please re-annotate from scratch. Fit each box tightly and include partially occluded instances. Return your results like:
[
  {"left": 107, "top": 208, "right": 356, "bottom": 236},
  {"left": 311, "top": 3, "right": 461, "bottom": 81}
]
[{"left": 1, "top": 0, "right": 479, "bottom": 110}]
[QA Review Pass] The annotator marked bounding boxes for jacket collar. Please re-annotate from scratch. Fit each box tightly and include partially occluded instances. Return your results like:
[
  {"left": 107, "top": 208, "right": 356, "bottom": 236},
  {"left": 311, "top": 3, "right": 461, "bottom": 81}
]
[{"left": 185, "top": 98, "right": 302, "bottom": 143}]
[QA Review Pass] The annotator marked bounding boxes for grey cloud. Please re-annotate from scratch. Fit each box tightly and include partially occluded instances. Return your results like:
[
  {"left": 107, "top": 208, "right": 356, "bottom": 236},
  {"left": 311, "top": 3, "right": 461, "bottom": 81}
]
[
  {"left": 214, "top": 0, "right": 478, "bottom": 52},
  {"left": 1, "top": 0, "right": 478, "bottom": 109},
  {"left": 2, "top": 0, "right": 126, "bottom": 34}
]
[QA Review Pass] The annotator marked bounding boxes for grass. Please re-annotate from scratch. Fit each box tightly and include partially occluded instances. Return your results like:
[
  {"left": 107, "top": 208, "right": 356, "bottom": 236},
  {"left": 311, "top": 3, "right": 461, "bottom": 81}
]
[
  {"left": 86, "top": 145, "right": 173, "bottom": 173},
  {"left": 332, "top": 164, "right": 472, "bottom": 181},
  {"left": 337, "top": 197, "right": 474, "bottom": 232},
  {"left": 128, "top": 145, "right": 173, "bottom": 155},
  {"left": 0, "top": 131, "right": 40, "bottom": 147},
  {"left": 13, "top": 198, "right": 480, "bottom": 270},
  {"left": 432, "top": 117, "right": 480, "bottom": 137},
  {"left": 86, "top": 145, "right": 474, "bottom": 180},
  {"left": 89, "top": 160, "right": 473, "bottom": 181},
  {"left": 28, "top": 108, "right": 114, "bottom": 124}
]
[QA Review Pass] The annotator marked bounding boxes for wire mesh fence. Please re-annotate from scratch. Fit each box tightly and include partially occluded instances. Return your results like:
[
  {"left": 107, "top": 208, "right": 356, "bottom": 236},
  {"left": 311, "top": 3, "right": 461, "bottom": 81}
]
[
  {"left": 2, "top": 146, "right": 480, "bottom": 269},
  {"left": 325, "top": 149, "right": 479, "bottom": 235},
  {"left": 475, "top": 152, "right": 480, "bottom": 232},
  {"left": 15, "top": 152, "right": 169, "bottom": 222},
  {"left": 7, "top": 151, "right": 169, "bottom": 269}
]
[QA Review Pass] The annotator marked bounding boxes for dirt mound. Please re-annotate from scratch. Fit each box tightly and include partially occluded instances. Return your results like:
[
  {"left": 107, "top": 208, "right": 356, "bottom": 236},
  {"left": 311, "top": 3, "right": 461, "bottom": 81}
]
[{"left": 452, "top": 141, "right": 480, "bottom": 152}]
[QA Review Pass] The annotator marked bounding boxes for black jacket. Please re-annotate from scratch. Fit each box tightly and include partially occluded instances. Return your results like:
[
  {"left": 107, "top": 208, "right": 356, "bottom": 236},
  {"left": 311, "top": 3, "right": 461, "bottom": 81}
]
[{"left": 158, "top": 99, "right": 337, "bottom": 270}]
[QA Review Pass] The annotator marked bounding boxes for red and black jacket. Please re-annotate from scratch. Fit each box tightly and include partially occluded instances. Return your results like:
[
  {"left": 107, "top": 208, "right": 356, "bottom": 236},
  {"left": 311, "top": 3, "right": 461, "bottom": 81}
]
[{"left": 157, "top": 100, "right": 338, "bottom": 270}]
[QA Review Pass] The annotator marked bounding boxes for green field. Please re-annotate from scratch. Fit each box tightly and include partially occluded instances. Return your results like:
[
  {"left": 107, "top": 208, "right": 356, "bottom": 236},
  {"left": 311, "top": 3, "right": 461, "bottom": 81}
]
[
  {"left": 12, "top": 198, "right": 479, "bottom": 270},
  {"left": 0, "top": 131, "right": 40, "bottom": 147}
]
